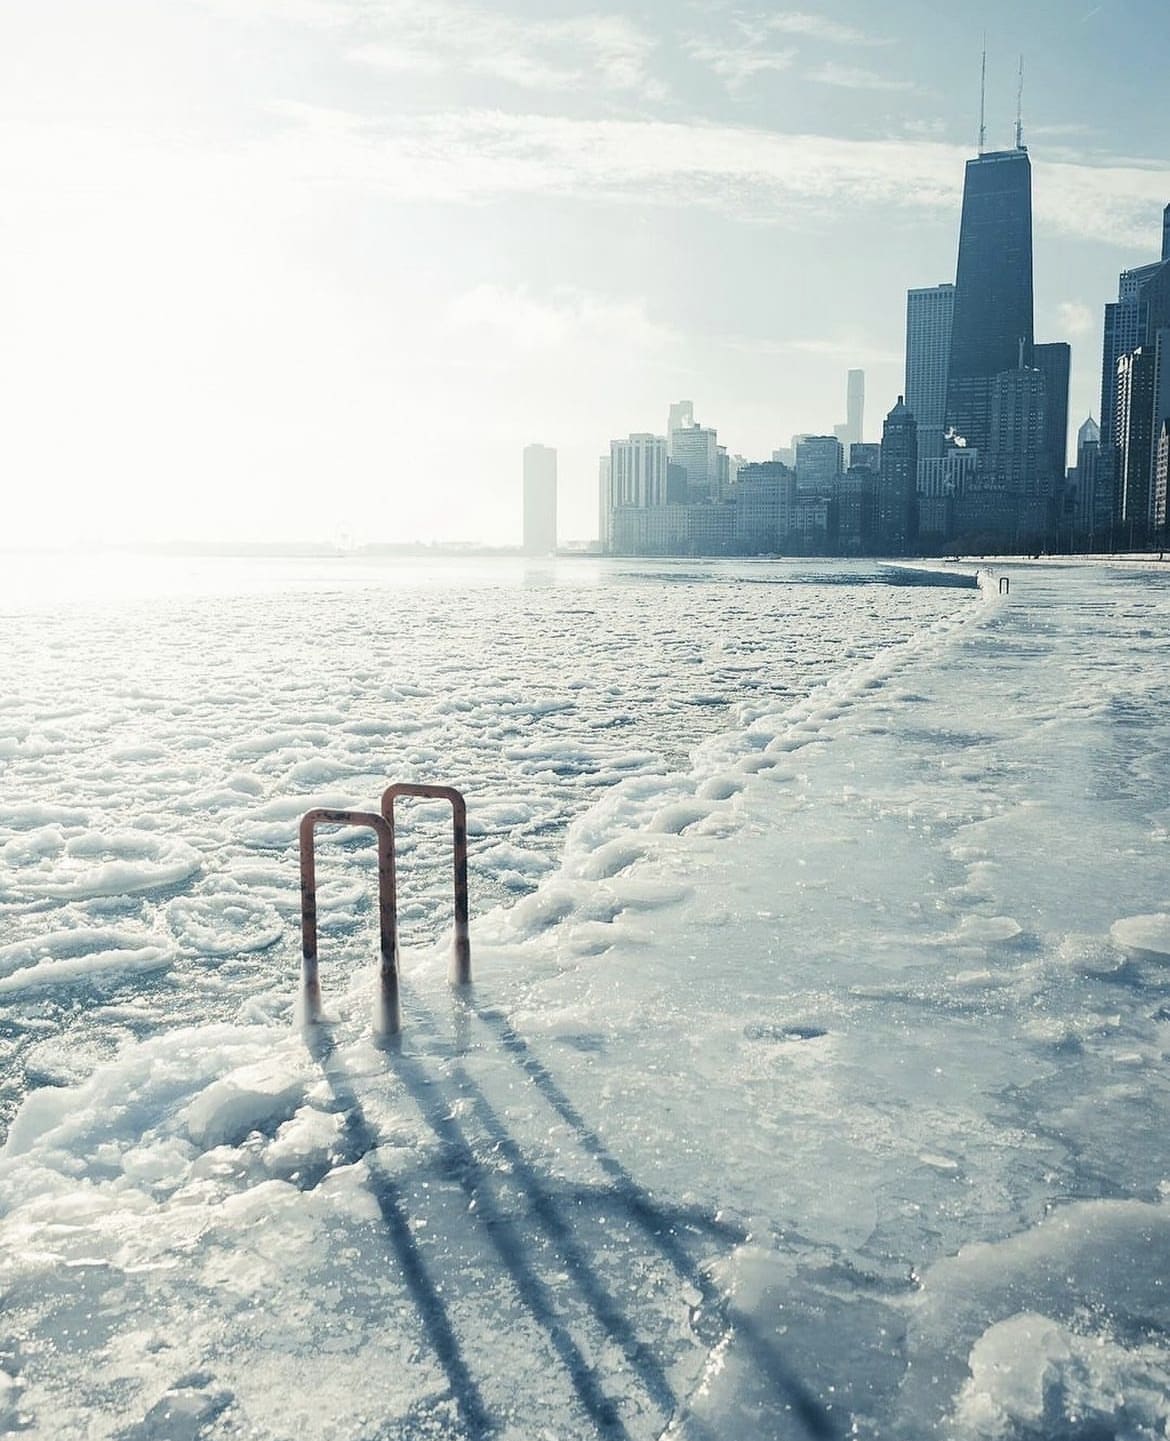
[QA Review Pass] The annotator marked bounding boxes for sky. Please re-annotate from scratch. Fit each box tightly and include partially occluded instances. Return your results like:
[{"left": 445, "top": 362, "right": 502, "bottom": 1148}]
[{"left": 2, "top": 0, "right": 1169, "bottom": 549}]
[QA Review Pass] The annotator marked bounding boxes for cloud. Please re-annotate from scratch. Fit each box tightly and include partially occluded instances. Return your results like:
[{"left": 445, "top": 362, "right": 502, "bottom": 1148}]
[
  {"left": 688, "top": 11, "right": 897, "bottom": 92},
  {"left": 684, "top": 37, "right": 797, "bottom": 87},
  {"left": 760, "top": 11, "right": 888, "bottom": 45},
  {"left": 444, "top": 285, "right": 676, "bottom": 353},
  {"left": 1056, "top": 301, "right": 1097, "bottom": 337},
  {"left": 243, "top": 106, "right": 1170, "bottom": 249},
  {"left": 808, "top": 62, "right": 914, "bottom": 92},
  {"left": 722, "top": 333, "right": 903, "bottom": 364},
  {"left": 7, "top": 95, "right": 1166, "bottom": 256},
  {"left": 189, "top": 0, "right": 348, "bottom": 25},
  {"left": 350, "top": 4, "right": 665, "bottom": 99}
]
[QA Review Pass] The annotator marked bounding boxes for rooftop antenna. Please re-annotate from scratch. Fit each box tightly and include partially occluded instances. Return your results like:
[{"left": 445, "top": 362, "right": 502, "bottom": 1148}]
[
  {"left": 1015, "top": 55, "right": 1024, "bottom": 149},
  {"left": 978, "top": 44, "right": 987, "bottom": 154}
]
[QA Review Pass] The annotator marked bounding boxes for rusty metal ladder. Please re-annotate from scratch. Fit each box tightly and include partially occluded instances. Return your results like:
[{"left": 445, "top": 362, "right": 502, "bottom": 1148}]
[{"left": 299, "top": 783, "right": 470, "bottom": 1036}]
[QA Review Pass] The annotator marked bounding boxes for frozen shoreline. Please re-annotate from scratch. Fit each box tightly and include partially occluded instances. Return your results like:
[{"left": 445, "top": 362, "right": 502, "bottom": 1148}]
[{"left": 4, "top": 562, "right": 1170, "bottom": 1438}]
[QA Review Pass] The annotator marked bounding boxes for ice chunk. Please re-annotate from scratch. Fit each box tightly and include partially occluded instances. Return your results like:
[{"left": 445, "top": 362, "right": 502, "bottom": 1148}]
[
  {"left": 951, "top": 1312, "right": 1170, "bottom": 1439},
  {"left": 1111, "top": 913, "right": 1170, "bottom": 960},
  {"left": 182, "top": 1052, "right": 315, "bottom": 1148}
]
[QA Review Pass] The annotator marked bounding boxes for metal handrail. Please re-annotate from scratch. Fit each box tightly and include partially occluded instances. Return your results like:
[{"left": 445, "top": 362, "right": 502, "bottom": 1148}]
[
  {"left": 299, "top": 808, "right": 402, "bottom": 1035},
  {"left": 381, "top": 783, "right": 471, "bottom": 986}
]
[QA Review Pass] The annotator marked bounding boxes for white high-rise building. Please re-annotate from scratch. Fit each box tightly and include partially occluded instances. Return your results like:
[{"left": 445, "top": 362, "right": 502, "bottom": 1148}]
[
  {"left": 597, "top": 455, "right": 612, "bottom": 550},
  {"left": 906, "top": 284, "right": 955, "bottom": 460},
  {"left": 522, "top": 444, "right": 557, "bottom": 555},
  {"left": 609, "top": 434, "right": 667, "bottom": 508}
]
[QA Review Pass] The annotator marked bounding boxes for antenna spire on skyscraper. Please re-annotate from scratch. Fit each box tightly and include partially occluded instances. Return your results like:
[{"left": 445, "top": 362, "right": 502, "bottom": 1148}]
[
  {"left": 1015, "top": 56, "right": 1025, "bottom": 149},
  {"left": 978, "top": 45, "right": 987, "bottom": 153}
]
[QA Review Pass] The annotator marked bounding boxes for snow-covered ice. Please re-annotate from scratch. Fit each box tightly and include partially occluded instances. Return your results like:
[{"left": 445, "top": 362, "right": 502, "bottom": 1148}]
[{"left": 2, "top": 554, "right": 1170, "bottom": 1438}]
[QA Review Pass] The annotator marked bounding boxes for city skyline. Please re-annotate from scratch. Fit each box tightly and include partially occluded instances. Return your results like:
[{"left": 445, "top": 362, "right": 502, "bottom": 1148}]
[{"left": 3, "top": 1, "right": 1170, "bottom": 548}]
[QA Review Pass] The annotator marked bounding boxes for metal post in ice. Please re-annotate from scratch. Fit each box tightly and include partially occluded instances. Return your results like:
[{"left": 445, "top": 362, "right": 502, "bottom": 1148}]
[
  {"left": 299, "top": 808, "right": 402, "bottom": 1036},
  {"left": 381, "top": 782, "right": 472, "bottom": 986}
]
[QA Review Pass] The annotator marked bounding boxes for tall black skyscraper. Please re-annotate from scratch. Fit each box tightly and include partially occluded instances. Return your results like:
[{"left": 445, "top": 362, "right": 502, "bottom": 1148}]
[
  {"left": 1034, "top": 341, "right": 1071, "bottom": 491},
  {"left": 878, "top": 396, "right": 918, "bottom": 552},
  {"left": 946, "top": 148, "right": 1035, "bottom": 455}
]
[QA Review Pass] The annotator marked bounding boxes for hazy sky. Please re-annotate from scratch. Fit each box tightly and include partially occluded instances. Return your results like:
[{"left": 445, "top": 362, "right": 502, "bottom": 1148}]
[{"left": 3, "top": 0, "right": 1168, "bottom": 547}]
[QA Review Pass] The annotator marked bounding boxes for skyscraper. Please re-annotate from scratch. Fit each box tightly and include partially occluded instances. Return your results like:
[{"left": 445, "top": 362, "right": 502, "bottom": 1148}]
[
  {"left": 605, "top": 433, "right": 670, "bottom": 554},
  {"left": 1067, "top": 416, "right": 1107, "bottom": 538},
  {"left": 906, "top": 284, "right": 955, "bottom": 460},
  {"left": 794, "top": 436, "right": 842, "bottom": 496},
  {"left": 609, "top": 434, "right": 667, "bottom": 509},
  {"left": 1115, "top": 329, "right": 1170, "bottom": 537},
  {"left": 1154, "top": 420, "right": 1169, "bottom": 534},
  {"left": 833, "top": 370, "right": 865, "bottom": 459},
  {"left": 670, "top": 422, "right": 720, "bottom": 502},
  {"left": 987, "top": 366, "right": 1050, "bottom": 539},
  {"left": 522, "top": 444, "right": 557, "bottom": 555},
  {"left": 878, "top": 397, "right": 918, "bottom": 552},
  {"left": 1096, "top": 208, "right": 1170, "bottom": 541},
  {"left": 1034, "top": 342, "right": 1071, "bottom": 493},
  {"left": 1100, "top": 260, "right": 1164, "bottom": 451},
  {"left": 946, "top": 148, "right": 1035, "bottom": 454}
]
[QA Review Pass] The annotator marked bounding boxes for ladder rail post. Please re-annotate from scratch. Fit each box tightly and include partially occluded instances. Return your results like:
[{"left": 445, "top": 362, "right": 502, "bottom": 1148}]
[
  {"left": 298, "top": 811, "right": 324, "bottom": 1024},
  {"left": 373, "top": 810, "right": 403, "bottom": 1035},
  {"left": 299, "top": 808, "right": 402, "bottom": 1035},
  {"left": 449, "top": 789, "right": 471, "bottom": 987},
  {"left": 381, "top": 782, "right": 472, "bottom": 987}
]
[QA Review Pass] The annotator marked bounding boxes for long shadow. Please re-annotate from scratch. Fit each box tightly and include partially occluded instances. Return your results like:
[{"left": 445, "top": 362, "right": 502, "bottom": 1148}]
[
  {"left": 463, "top": 998, "right": 840, "bottom": 1441},
  {"left": 408, "top": 1005, "right": 686, "bottom": 1424},
  {"left": 305, "top": 1027, "right": 496, "bottom": 1439},
  {"left": 389, "top": 1032, "right": 643, "bottom": 1439},
  {"left": 306, "top": 989, "right": 838, "bottom": 1440}
]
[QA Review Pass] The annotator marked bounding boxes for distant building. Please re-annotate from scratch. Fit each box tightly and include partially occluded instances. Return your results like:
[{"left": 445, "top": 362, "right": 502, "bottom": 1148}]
[
  {"left": 522, "top": 444, "right": 557, "bottom": 555},
  {"left": 1097, "top": 209, "right": 1170, "bottom": 544},
  {"left": 734, "top": 462, "right": 796, "bottom": 551},
  {"left": 597, "top": 455, "right": 612, "bottom": 550},
  {"left": 833, "top": 369, "right": 865, "bottom": 458},
  {"left": 773, "top": 435, "right": 807, "bottom": 470},
  {"left": 906, "top": 284, "right": 954, "bottom": 460},
  {"left": 849, "top": 442, "right": 881, "bottom": 473},
  {"left": 1066, "top": 416, "right": 1106, "bottom": 539},
  {"left": 670, "top": 422, "right": 720, "bottom": 502},
  {"left": 946, "top": 148, "right": 1035, "bottom": 456},
  {"left": 794, "top": 435, "right": 842, "bottom": 496},
  {"left": 1100, "top": 261, "right": 1164, "bottom": 452},
  {"left": 917, "top": 445, "right": 978, "bottom": 540},
  {"left": 609, "top": 433, "right": 667, "bottom": 509},
  {"left": 688, "top": 502, "right": 736, "bottom": 555},
  {"left": 665, "top": 461, "right": 689, "bottom": 504},
  {"left": 877, "top": 396, "right": 918, "bottom": 552},
  {"left": 602, "top": 434, "right": 669, "bottom": 553},
  {"left": 836, "top": 466, "right": 878, "bottom": 549},
  {"left": 987, "top": 367, "right": 1051, "bottom": 540},
  {"left": 1034, "top": 342, "right": 1071, "bottom": 496},
  {"left": 1154, "top": 420, "right": 1169, "bottom": 535},
  {"left": 1116, "top": 345, "right": 1159, "bottom": 536},
  {"left": 667, "top": 401, "right": 694, "bottom": 439}
]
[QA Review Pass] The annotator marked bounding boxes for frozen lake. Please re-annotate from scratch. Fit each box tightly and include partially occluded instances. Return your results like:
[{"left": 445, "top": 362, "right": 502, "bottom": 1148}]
[
  {"left": 0, "top": 554, "right": 961, "bottom": 1136},
  {"left": 3, "top": 555, "right": 1170, "bottom": 1439}
]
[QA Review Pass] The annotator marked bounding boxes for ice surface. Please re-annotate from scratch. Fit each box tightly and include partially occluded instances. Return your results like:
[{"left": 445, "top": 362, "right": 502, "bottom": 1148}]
[{"left": 2, "top": 555, "right": 1170, "bottom": 1438}]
